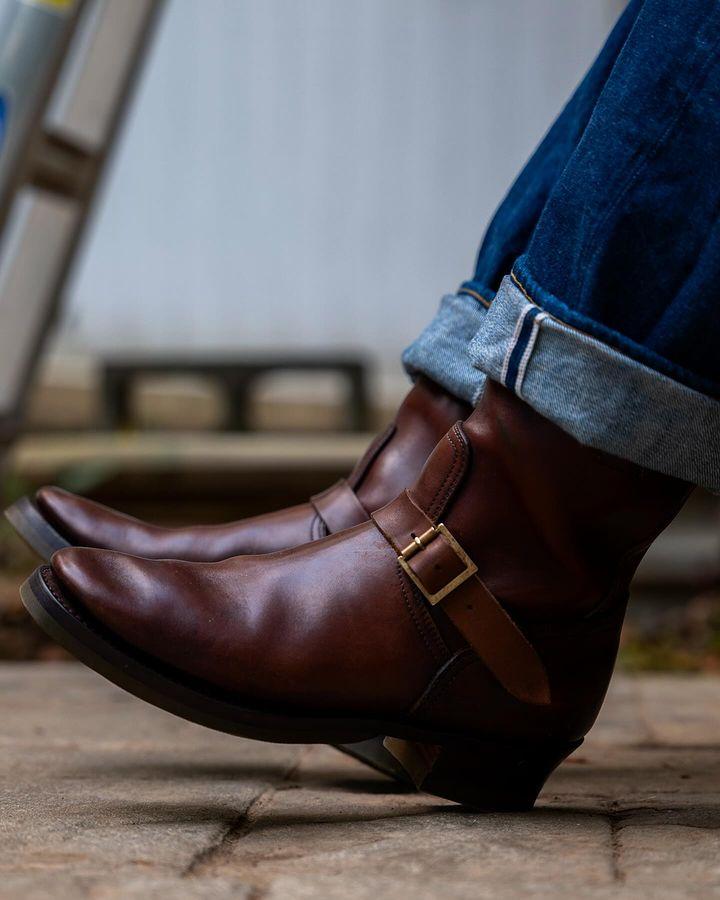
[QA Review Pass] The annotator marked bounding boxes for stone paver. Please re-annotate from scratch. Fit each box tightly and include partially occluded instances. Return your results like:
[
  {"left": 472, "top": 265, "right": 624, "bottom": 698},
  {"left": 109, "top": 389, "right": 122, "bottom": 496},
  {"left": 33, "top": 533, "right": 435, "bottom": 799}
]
[{"left": 0, "top": 665, "right": 719, "bottom": 899}]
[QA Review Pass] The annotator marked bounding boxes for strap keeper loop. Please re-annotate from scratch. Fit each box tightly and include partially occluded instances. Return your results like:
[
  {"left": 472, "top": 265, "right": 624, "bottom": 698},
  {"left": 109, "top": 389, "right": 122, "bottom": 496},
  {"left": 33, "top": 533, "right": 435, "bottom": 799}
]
[{"left": 397, "top": 523, "right": 477, "bottom": 605}]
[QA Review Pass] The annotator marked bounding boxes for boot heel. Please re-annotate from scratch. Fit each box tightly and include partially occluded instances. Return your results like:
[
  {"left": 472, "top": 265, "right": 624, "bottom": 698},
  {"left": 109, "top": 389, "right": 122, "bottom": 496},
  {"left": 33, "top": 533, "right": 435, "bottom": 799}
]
[{"left": 383, "top": 735, "right": 582, "bottom": 810}]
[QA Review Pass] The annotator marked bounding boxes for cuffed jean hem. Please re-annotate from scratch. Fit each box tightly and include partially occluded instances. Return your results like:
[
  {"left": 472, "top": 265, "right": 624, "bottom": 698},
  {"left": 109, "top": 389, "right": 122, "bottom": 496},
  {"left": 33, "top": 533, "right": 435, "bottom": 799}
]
[
  {"left": 468, "top": 276, "right": 720, "bottom": 492},
  {"left": 402, "top": 293, "right": 488, "bottom": 405}
]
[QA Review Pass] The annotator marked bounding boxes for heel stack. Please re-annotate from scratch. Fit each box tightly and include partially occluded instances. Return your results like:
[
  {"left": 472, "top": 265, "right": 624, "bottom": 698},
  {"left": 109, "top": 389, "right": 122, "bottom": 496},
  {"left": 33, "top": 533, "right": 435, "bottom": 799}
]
[{"left": 383, "top": 735, "right": 582, "bottom": 810}]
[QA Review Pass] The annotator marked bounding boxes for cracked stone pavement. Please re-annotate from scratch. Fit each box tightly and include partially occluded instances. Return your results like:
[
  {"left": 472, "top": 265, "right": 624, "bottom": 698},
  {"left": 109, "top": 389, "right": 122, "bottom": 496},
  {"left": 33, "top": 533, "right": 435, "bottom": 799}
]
[{"left": 0, "top": 663, "right": 719, "bottom": 899}]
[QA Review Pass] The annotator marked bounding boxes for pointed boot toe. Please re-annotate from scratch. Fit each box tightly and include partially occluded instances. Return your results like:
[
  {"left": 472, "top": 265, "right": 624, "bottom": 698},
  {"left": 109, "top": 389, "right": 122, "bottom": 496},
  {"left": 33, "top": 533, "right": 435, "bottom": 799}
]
[{"left": 6, "top": 377, "right": 471, "bottom": 563}]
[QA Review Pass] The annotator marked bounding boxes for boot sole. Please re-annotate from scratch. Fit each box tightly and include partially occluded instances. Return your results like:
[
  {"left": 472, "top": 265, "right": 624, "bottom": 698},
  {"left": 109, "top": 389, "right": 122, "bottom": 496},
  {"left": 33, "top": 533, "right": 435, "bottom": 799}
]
[
  {"left": 5, "top": 498, "right": 408, "bottom": 784},
  {"left": 21, "top": 565, "right": 581, "bottom": 809},
  {"left": 5, "top": 497, "right": 71, "bottom": 561}
]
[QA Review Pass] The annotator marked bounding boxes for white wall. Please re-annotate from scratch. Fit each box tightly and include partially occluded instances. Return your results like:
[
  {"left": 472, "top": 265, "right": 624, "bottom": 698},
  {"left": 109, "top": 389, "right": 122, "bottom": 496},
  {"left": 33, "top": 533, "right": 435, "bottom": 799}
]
[{"left": 53, "top": 0, "right": 624, "bottom": 394}]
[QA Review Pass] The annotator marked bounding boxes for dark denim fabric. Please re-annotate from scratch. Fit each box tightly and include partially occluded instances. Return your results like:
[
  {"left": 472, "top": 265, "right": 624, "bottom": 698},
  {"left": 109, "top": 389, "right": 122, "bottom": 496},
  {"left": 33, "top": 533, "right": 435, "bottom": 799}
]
[{"left": 466, "top": 0, "right": 720, "bottom": 399}]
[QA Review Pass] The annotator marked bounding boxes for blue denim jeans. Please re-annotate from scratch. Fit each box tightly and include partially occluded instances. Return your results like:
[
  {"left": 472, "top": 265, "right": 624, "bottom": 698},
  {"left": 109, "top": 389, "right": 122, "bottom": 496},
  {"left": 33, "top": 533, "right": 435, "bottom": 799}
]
[{"left": 404, "top": 0, "right": 720, "bottom": 492}]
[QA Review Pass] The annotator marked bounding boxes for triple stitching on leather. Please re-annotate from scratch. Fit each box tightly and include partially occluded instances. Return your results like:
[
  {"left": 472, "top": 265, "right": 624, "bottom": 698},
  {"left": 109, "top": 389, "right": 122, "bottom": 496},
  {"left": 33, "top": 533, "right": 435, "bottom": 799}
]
[
  {"left": 426, "top": 427, "right": 461, "bottom": 519},
  {"left": 371, "top": 492, "right": 552, "bottom": 706},
  {"left": 394, "top": 564, "right": 448, "bottom": 668}
]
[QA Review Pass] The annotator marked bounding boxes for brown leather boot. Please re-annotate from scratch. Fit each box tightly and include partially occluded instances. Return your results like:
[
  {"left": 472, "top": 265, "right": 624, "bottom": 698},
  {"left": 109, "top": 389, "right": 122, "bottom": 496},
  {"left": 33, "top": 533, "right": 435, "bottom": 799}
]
[
  {"left": 5, "top": 376, "right": 470, "bottom": 562},
  {"left": 6, "top": 375, "right": 468, "bottom": 784},
  {"left": 20, "top": 381, "right": 690, "bottom": 808}
]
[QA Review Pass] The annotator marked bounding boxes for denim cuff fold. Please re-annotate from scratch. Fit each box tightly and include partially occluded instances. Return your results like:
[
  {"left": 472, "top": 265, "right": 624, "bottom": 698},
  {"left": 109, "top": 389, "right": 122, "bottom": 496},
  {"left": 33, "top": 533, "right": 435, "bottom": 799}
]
[
  {"left": 402, "top": 294, "right": 488, "bottom": 405},
  {"left": 469, "top": 276, "right": 720, "bottom": 492}
]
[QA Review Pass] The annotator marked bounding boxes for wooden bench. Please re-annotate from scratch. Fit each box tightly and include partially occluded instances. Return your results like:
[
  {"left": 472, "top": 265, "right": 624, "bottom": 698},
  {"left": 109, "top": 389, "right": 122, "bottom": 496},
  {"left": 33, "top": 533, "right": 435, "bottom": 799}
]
[{"left": 100, "top": 355, "right": 371, "bottom": 432}]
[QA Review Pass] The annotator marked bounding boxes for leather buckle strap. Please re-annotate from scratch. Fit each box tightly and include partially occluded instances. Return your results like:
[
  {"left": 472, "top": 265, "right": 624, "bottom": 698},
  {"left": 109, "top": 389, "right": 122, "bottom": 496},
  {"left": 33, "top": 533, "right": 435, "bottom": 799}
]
[
  {"left": 398, "top": 523, "right": 477, "bottom": 605},
  {"left": 372, "top": 491, "right": 551, "bottom": 706},
  {"left": 310, "top": 479, "right": 369, "bottom": 535}
]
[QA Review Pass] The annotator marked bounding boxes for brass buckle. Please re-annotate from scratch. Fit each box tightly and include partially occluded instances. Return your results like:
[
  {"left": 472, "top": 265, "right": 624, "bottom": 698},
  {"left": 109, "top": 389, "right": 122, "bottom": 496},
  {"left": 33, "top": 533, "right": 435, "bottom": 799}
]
[{"left": 397, "top": 523, "right": 477, "bottom": 606}]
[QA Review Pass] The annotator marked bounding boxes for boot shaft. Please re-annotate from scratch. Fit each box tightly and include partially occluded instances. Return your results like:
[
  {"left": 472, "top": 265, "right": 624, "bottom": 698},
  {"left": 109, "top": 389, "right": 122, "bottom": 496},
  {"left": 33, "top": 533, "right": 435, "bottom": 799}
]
[
  {"left": 412, "top": 380, "right": 691, "bottom": 621},
  {"left": 401, "top": 381, "right": 691, "bottom": 741},
  {"left": 349, "top": 375, "right": 471, "bottom": 513}
]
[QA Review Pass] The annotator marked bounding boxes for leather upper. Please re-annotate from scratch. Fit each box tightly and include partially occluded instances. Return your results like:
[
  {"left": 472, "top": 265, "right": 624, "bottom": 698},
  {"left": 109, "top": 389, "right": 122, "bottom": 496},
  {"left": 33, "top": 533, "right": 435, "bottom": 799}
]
[
  {"left": 49, "top": 381, "right": 691, "bottom": 744},
  {"left": 35, "top": 376, "right": 471, "bottom": 561}
]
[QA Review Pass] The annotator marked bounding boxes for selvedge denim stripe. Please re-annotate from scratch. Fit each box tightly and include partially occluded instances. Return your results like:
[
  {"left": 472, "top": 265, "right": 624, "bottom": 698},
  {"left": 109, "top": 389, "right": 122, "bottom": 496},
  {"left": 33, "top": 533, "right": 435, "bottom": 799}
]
[
  {"left": 468, "top": 276, "right": 720, "bottom": 492},
  {"left": 500, "top": 305, "right": 548, "bottom": 396}
]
